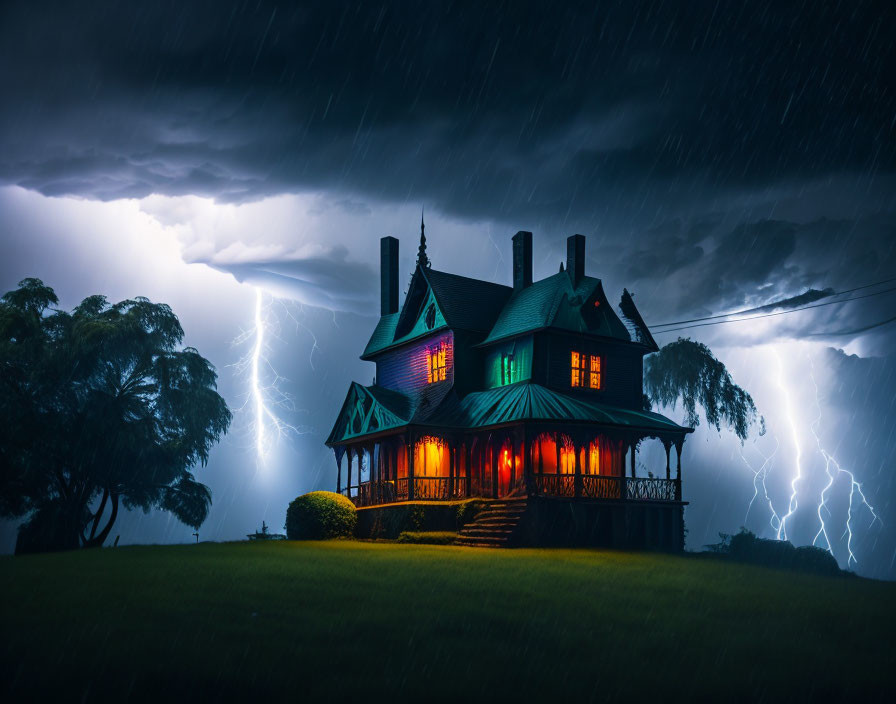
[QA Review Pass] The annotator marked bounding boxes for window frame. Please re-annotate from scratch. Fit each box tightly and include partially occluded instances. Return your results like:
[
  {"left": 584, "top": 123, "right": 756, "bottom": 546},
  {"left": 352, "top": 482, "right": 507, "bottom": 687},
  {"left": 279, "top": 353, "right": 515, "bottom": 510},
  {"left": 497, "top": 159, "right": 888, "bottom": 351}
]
[
  {"left": 426, "top": 341, "right": 448, "bottom": 384},
  {"left": 571, "top": 350, "right": 602, "bottom": 390}
]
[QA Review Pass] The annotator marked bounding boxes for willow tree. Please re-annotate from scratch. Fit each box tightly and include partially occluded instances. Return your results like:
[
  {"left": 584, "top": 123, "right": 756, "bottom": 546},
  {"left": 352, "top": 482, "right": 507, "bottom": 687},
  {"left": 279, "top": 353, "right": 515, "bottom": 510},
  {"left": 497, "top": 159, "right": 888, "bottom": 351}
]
[
  {"left": 644, "top": 338, "right": 763, "bottom": 441},
  {"left": 0, "top": 278, "right": 231, "bottom": 553}
]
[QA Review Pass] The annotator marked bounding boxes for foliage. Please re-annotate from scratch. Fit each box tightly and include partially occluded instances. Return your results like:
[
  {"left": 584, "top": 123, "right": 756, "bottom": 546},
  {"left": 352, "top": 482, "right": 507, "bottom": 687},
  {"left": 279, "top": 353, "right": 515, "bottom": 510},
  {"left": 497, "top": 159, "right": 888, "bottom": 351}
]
[
  {"left": 396, "top": 531, "right": 458, "bottom": 545},
  {"left": 285, "top": 491, "right": 357, "bottom": 540},
  {"left": 0, "top": 278, "right": 231, "bottom": 553},
  {"left": 706, "top": 528, "right": 843, "bottom": 576},
  {"left": 455, "top": 499, "right": 485, "bottom": 527},
  {"left": 644, "top": 337, "right": 764, "bottom": 441}
]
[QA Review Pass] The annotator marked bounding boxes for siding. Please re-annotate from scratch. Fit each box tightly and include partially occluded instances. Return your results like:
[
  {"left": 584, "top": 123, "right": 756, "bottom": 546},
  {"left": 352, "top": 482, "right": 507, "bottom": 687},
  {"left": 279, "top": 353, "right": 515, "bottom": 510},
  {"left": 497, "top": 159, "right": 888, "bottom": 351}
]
[
  {"left": 376, "top": 330, "right": 455, "bottom": 414},
  {"left": 539, "top": 331, "right": 643, "bottom": 409}
]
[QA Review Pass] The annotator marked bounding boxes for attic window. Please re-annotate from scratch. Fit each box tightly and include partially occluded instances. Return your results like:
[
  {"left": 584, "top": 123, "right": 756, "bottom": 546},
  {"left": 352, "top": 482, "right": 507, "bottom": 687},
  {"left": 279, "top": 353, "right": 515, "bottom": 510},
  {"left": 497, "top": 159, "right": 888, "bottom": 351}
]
[
  {"left": 571, "top": 351, "right": 601, "bottom": 389},
  {"left": 424, "top": 303, "right": 436, "bottom": 330},
  {"left": 427, "top": 341, "right": 448, "bottom": 384}
]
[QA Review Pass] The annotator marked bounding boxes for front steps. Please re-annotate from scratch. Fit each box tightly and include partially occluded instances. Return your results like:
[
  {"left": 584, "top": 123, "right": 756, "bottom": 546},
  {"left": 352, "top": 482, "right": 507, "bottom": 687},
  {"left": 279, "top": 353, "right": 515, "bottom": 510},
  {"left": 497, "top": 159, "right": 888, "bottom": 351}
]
[{"left": 455, "top": 497, "right": 528, "bottom": 548}]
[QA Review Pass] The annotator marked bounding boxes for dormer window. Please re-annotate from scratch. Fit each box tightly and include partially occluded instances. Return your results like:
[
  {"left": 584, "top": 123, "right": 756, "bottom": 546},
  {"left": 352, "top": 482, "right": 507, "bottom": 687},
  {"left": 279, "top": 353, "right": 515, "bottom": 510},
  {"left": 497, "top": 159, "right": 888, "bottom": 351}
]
[
  {"left": 571, "top": 351, "right": 601, "bottom": 389},
  {"left": 427, "top": 341, "right": 448, "bottom": 383}
]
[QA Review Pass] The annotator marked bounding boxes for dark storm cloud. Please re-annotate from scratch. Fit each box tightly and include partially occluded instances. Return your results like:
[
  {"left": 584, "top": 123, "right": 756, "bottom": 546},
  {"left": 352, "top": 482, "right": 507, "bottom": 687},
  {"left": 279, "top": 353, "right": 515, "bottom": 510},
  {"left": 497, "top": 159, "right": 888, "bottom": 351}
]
[
  {"left": 1, "top": 0, "right": 894, "bottom": 220},
  {"left": 209, "top": 248, "right": 378, "bottom": 314},
  {"left": 1, "top": 0, "right": 895, "bottom": 334}
]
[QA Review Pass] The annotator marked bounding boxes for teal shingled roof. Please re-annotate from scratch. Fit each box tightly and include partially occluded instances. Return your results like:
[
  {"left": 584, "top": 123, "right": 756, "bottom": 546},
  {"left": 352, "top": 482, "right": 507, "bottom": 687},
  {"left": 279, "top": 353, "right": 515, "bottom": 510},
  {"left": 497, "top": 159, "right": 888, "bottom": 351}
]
[
  {"left": 424, "top": 382, "right": 690, "bottom": 435},
  {"left": 362, "top": 266, "right": 512, "bottom": 358},
  {"left": 328, "top": 380, "right": 691, "bottom": 445},
  {"left": 481, "top": 272, "right": 633, "bottom": 345},
  {"left": 326, "top": 382, "right": 413, "bottom": 445}
]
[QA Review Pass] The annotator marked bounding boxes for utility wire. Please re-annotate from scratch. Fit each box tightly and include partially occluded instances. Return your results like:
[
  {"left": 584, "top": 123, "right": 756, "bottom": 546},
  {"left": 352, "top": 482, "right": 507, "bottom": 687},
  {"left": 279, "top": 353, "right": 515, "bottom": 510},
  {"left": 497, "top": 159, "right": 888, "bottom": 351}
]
[
  {"left": 650, "top": 276, "right": 896, "bottom": 328},
  {"left": 651, "top": 285, "right": 896, "bottom": 334}
]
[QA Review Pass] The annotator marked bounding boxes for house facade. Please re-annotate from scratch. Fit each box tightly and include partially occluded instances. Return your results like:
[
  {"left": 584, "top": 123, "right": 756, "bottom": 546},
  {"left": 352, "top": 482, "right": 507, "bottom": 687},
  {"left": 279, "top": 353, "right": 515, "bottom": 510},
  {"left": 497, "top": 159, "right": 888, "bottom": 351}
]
[{"left": 326, "top": 226, "right": 692, "bottom": 549}]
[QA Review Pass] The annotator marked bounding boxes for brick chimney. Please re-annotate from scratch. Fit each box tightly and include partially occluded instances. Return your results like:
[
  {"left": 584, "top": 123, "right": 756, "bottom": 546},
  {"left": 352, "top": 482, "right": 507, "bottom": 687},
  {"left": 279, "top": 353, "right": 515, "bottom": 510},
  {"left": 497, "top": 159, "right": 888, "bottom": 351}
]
[
  {"left": 380, "top": 236, "right": 399, "bottom": 315},
  {"left": 566, "top": 234, "right": 585, "bottom": 287},
  {"left": 512, "top": 230, "right": 533, "bottom": 291}
]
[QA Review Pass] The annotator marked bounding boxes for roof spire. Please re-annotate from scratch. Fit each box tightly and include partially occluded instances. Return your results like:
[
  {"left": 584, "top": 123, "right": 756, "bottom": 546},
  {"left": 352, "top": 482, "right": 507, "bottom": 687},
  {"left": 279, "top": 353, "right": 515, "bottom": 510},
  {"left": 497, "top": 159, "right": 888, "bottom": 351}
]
[{"left": 417, "top": 205, "right": 430, "bottom": 268}]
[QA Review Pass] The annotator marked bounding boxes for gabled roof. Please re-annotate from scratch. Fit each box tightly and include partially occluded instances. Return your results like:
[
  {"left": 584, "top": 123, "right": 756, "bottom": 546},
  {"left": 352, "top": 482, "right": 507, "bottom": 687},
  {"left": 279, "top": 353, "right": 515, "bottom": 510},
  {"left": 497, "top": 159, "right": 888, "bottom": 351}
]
[
  {"left": 326, "top": 382, "right": 412, "bottom": 445},
  {"left": 480, "top": 272, "right": 635, "bottom": 346},
  {"left": 362, "top": 265, "right": 512, "bottom": 359},
  {"left": 425, "top": 382, "right": 691, "bottom": 435},
  {"left": 424, "top": 268, "right": 513, "bottom": 333}
]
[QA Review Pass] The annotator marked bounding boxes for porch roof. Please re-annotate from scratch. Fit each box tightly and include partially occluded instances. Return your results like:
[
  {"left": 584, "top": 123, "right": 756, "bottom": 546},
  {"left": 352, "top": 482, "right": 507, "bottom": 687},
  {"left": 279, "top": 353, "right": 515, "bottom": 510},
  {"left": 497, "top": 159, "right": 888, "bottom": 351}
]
[
  {"left": 426, "top": 382, "right": 691, "bottom": 435},
  {"left": 327, "top": 380, "right": 691, "bottom": 445}
]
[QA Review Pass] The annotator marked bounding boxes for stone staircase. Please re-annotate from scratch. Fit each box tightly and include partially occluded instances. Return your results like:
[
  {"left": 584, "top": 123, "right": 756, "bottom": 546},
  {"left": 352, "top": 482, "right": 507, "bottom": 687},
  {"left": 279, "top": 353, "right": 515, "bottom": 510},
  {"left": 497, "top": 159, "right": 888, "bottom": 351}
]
[{"left": 455, "top": 497, "right": 528, "bottom": 548}]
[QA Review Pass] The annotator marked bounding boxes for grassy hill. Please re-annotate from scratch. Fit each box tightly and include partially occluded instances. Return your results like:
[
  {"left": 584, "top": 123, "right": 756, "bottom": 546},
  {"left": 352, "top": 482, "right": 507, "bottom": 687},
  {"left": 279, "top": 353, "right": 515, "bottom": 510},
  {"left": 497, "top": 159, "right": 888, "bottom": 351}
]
[{"left": 1, "top": 541, "right": 894, "bottom": 702}]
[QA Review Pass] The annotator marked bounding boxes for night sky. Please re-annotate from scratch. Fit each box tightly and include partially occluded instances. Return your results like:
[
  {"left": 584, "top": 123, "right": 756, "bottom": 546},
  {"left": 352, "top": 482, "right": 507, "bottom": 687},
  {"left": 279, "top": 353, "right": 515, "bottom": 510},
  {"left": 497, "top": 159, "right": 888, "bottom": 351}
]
[{"left": 1, "top": 1, "right": 894, "bottom": 577}]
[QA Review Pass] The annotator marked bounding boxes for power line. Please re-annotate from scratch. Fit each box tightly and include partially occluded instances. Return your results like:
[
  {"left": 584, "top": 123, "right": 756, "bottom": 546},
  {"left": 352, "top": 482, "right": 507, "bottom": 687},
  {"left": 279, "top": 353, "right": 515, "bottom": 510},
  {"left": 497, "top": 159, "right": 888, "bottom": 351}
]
[
  {"left": 650, "top": 276, "right": 896, "bottom": 328},
  {"left": 651, "top": 285, "right": 896, "bottom": 334}
]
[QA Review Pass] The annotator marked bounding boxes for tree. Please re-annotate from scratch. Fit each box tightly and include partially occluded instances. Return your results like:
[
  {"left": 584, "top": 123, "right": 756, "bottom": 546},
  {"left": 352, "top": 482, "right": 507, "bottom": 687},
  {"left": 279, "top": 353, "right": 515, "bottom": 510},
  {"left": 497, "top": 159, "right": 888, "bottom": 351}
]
[
  {"left": 0, "top": 278, "right": 231, "bottom": 553},
  {"left": 644, "top": 338, "right": 763, "bottom": 442}
]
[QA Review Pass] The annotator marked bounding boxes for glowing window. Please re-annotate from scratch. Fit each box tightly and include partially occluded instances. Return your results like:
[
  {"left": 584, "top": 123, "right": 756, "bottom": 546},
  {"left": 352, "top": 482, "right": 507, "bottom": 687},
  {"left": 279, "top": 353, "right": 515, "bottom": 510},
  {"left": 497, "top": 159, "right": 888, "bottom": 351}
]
[
  {"left": 501, "top": 353, "right": 514, "bottom": 385},
  {"left": 415, "top": 436, "right": 448, "bottom": 477},
  {"left": 427, "top": 342, "right": 447, "bottom": 384},
  {"left": 571, "top": 351, "right": 586, "bottom": 387},
  {"left": 571, "top": 351, "right": 601, "bottom": 389},
  {"left": 589, "top": 355, "right": 601, "bottom": 389}
]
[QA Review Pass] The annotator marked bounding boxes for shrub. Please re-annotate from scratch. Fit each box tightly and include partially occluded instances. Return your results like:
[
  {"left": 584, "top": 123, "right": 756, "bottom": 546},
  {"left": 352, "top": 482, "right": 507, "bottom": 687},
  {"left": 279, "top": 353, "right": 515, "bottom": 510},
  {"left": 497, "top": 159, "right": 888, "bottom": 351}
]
[
  {"left": 285, "top": 492, "right": 357, "bottom": 540},
  {"left": 706, "top": 528, "right": 842, "bottom": 576},
  {"left": 397, "top": 531, "right": 458, "bottom": 545},
  {"left": 455, "top": 499, "right": 485, "bottom": 528}
]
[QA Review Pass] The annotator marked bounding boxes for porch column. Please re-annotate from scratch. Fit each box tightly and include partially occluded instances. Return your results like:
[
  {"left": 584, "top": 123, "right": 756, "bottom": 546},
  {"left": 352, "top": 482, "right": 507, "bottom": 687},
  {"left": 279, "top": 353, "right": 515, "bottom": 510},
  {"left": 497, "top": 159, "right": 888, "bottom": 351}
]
[
  {"left": 347, "top": 449, "right": 354, "bottom": 498},
  {"left": 407, "top": 432, "right": 416, "bottom": 501},
  {"left": 675, "top": 439, "right": 683, "bottom": 501},
  {"left": 630, "top": 441, "right": 637, "bottom": 478},
  {"left": 370, "top": 444, "right": 378, "bottom": 505},
  {"left": 663, "top": 440, "right": 672, "bottom": 480},
  {"left": 466, "top": 442, "right": 473, "bottom": 497},
  {"left": 449, "top": 442, "right": 456, "bottom": 498},
  {"left": 522, "top": 426, "right": 534, "bottom": 497},
  {"left": 491, "top": 438, "right": 499, "bottom": 498},
  {"left": 335, "top": 450, "right": 342, "bottom": 494},
  {"left": 574, "top": 437, "right": 583, "bottom": 498}
]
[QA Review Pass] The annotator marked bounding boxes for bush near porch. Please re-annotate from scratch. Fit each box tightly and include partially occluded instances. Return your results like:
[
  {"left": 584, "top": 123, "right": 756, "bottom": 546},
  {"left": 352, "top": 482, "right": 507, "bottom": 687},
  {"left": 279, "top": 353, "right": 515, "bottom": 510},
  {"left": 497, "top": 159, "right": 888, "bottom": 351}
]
[{"left": 285, "top": 491, "right": 357, "bottom": 540}]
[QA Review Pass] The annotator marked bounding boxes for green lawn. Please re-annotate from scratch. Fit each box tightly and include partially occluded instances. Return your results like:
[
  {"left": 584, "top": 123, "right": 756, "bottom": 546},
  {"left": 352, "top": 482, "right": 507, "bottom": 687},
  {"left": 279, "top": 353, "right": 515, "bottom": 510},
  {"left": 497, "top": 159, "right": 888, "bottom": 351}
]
[{"left": 1, "top": 541, "right": 894, "bottom": 702}]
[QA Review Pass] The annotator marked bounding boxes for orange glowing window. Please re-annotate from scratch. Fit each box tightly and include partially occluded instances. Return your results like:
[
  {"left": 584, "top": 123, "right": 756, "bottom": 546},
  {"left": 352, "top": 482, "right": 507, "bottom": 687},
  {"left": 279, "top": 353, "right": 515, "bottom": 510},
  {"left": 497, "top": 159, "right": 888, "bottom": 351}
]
[
  {"left": 572, "top": 351, "right": 601, "bottom": 389},
  {"left": 589, "top": 355, "right": 601, "bottom": 389},
  {"left": 427, "top": 342, "right": 448, "bottom": 384},
  {"left": 571, "top": 351, "right": 586, "bottom": 387},
  {"left": 415, "top": 436, "right": 448, "bottom": 477}
]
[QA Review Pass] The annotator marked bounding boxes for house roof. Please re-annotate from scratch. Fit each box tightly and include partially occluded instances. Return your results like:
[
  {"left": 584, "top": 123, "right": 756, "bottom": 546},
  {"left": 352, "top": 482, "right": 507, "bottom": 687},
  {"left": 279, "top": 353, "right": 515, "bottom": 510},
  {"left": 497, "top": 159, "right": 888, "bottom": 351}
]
[
  {"left": 362, "top": 266, "right": 512, "bottom": 359},
  {"left": 426, "top": 382, "right": 691, "bottom": 435},
  {"left": 327, "top": 380, "right": 691, "bottom": 445},
  {"left": 362, "top": 264, "right": 657, "bottom": 359},
  {"left": 480, "top": 272, "right": 635, "bottom": 346}
]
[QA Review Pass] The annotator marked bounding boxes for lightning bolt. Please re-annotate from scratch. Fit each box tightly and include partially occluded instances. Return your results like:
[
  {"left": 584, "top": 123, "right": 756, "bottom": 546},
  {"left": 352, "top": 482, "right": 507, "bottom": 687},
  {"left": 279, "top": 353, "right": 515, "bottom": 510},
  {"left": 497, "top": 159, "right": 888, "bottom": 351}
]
[
  {"left": 771, "top": 347, "right": 802, "bottom": 542},
  {"left": 231, "top": 287, "right": 302, "bottom": 464},
  {"left": 806, "top": 355, "right": 881, "bottom": 567},
  {"left": 740, "top": 436, "right": 781, "bottom": 534}
]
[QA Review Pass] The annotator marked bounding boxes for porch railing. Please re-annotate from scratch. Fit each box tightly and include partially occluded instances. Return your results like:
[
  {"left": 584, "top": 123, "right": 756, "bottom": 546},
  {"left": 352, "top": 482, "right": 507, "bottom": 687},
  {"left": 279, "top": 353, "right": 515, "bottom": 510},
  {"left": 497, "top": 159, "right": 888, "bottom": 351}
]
[
  {"left": 534, "top": 474, "right": 678, "bottom": 502},
  {"left": 348, "top": 477, "right": 468, "bottom": 506},
  {"left": 346, "top": 474, "right": 679, "bottom": 507}
]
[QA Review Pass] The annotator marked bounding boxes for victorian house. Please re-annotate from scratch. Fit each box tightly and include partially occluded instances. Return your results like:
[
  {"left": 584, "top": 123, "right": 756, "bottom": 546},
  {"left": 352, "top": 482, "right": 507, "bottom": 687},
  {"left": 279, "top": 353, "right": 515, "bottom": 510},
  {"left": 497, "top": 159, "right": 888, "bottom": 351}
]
[{"left": 326, "top": 225, "right": 692, "bottom": 549}]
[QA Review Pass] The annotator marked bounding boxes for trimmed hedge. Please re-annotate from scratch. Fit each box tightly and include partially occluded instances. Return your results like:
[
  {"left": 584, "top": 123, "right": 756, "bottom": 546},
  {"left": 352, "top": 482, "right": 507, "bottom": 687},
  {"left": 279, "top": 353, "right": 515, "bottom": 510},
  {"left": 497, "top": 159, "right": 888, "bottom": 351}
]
[
  {"left": 285, "top": 492, "right": 357, "bottom": 540},
  {"left": 397, "top": 531, "right": 458, "bottom": 545}
]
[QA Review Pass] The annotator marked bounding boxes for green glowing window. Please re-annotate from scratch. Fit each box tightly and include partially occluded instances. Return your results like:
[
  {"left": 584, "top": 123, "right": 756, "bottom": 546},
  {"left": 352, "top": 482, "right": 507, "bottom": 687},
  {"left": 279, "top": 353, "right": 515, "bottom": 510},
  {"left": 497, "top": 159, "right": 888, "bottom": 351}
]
[{"left": 501, "top": 353, "right": 515, "bottom": 385}]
